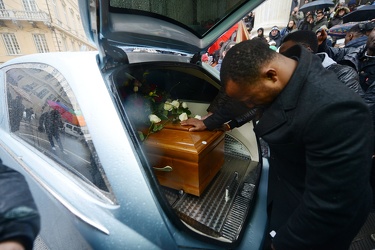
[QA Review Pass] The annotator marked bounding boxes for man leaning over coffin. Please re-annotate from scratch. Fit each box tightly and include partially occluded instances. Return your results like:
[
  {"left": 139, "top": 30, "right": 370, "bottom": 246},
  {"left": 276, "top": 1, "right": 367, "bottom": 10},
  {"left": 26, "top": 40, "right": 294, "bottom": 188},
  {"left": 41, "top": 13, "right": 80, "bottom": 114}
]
[{"left": 182, "top": 39, "right": 373, "bottom": 250}]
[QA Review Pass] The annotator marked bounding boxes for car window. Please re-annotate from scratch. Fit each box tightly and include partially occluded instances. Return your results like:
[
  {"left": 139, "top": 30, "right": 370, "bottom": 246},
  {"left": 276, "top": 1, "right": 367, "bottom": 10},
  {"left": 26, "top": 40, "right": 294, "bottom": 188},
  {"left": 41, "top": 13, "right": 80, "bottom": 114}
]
[
  {"left": 113, "top": 63, "right": 219, "bottom": 128},
  {"left": 109, "top": 0, "right": 248, "bottom": 36},
  {"left": 5, "top": 64, "right": 114, "bottom": 201}
]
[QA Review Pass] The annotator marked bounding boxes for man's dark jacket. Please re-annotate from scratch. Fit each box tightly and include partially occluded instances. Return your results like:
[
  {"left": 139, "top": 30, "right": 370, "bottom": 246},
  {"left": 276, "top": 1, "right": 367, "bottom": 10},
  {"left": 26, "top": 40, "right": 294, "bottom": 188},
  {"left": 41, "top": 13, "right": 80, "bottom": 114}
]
[
  {"left": 345, "top": 35, "right": 367, "bottom": 48},
  {"left": 0, "top": 160, "right": 40, "bottom": 250},
  {"left": 254, "top": 45, "right": 373, "bottom": 250},
  {"left": 318, "top": 40, "right": 375, "bottom": 137}
]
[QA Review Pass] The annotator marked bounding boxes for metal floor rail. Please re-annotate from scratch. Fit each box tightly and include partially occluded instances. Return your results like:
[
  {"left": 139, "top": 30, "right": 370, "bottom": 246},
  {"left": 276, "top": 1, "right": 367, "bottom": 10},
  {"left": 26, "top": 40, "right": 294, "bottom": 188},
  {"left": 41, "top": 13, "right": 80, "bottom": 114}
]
[{"left": 162, "top": 134, "right": 261, "bottom": 242}]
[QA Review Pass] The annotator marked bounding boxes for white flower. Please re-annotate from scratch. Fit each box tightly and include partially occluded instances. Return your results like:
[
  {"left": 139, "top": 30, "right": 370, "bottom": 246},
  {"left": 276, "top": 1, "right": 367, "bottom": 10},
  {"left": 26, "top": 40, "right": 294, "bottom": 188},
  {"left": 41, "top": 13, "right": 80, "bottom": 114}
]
[
  {"left": 182, "top": 102, "right": 188, "bottom": 109},
  {"left": 194, "top": 115, "right": 202, "bottom": 120},
  {"left": 149, "top": 114, "right": 161, "bottom": 123},
  {"left": 171, "top": 100, "right": 180, "bottom": 109},
  {"left": 179, "top": 112, "right": 188, "bottom": 121},
  {"left": 163, "top": 102, "right": 173, "bottom": 111}
]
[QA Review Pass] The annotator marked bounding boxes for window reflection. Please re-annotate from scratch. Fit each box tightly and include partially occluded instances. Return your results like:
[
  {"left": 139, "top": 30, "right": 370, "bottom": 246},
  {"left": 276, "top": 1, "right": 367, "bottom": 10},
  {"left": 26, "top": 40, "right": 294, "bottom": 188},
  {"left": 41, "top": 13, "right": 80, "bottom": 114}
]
[{"left": 6, "top": 64, "right": 111, "bottom": 195}]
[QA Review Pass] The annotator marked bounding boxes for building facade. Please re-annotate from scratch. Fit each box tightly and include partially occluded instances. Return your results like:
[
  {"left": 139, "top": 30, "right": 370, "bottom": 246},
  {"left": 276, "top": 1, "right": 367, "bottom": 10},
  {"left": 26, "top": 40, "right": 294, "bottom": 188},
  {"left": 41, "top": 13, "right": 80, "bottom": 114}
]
[{"left": 0, "top": 0, "right": 96, "bottom": 64}]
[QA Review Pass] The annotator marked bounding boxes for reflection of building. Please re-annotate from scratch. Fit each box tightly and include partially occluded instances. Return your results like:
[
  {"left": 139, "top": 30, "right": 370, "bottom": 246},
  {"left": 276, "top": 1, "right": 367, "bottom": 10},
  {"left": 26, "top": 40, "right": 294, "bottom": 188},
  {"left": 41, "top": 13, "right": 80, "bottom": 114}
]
[
  {"left": 0, "top": 0, "right": 96, "bottom": 65},
  {"left": 6, "top": 66, "right": 72, "bottom": 113}
]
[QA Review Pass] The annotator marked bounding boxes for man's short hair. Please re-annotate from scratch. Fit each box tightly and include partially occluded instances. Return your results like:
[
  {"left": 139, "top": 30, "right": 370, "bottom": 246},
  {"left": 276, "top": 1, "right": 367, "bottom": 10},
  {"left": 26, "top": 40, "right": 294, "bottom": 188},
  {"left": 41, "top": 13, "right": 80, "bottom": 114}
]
[
  {"left": 349, "top": 23, "right": 367, "bottom": 35},
  {"left": 220, "top": 39, "right": 277, "bottom": 87},
  {"left": 282, "top": 30, "right": 318, "bottom": 53}
]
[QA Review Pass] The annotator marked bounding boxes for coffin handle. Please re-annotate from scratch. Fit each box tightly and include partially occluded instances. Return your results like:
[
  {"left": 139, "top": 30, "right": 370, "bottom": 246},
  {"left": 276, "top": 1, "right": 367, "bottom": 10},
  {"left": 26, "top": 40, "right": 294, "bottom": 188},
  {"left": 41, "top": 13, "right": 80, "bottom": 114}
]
[{"left": 153, "top": 166, "right": 173, "bottom": 172}]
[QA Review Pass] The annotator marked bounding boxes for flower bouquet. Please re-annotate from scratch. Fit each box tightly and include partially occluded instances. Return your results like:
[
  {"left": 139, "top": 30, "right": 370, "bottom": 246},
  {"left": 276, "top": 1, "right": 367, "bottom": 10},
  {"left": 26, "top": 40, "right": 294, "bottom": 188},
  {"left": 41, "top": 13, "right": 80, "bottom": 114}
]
[
  {"left": 139, "top": 92, "right": 192, "bottom": 141},
  {"left": 119, "top": 72, "right": 202, "bottom": 141}
]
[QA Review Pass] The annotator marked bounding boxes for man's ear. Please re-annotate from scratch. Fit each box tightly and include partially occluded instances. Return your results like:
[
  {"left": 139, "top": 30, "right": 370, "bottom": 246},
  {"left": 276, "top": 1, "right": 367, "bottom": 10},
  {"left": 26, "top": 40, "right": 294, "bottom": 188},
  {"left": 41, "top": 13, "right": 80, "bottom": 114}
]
[
  {"left": 348, "top": 33, "right": 353, "bottom": 41},
  {"left": 265, "top": 69, "right": 278, "bottom": 82}
]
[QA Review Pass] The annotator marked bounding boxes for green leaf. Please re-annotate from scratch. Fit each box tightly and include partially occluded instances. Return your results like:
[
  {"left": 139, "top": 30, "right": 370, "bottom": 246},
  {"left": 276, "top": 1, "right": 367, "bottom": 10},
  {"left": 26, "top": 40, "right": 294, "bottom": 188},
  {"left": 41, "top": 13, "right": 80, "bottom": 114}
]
[
  {"left": 153, "top": 124, "right": 164, "bottom": 132},
  {"left": 138, "top": 131, "right": 145, "bottom": 141}
]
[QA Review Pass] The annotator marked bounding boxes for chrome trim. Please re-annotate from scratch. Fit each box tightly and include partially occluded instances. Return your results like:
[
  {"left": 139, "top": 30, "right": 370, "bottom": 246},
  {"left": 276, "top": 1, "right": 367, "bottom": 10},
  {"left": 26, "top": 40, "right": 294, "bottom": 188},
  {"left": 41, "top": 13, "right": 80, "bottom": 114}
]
[
  {"left": 0, "top": 142, "right": 111, "bottom": 235},
  {"left": 153, "top": 166, "right": 173, "bottom": 172}
]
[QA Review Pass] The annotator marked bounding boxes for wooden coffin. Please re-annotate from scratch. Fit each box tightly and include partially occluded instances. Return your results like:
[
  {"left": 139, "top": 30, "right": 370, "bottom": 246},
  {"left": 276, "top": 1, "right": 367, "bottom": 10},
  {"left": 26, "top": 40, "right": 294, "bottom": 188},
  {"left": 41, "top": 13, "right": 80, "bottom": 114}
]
[{"left": 143, "top": 122, "right": 225, "bottom": 196}]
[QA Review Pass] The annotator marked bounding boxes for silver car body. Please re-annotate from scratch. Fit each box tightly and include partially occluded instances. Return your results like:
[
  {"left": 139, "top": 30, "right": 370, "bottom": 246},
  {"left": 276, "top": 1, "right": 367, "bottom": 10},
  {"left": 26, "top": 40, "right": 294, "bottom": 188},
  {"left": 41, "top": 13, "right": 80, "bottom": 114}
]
[{"left": 0, "top": 0, "right": 268, "bottom": 249}]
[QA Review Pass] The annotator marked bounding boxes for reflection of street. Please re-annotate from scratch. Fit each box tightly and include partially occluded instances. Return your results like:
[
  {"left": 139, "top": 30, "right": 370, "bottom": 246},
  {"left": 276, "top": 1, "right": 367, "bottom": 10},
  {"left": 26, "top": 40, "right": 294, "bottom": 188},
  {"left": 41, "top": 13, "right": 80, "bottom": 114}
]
[{"left": 16, "top": 120, "right": 94, "bottom": 182}]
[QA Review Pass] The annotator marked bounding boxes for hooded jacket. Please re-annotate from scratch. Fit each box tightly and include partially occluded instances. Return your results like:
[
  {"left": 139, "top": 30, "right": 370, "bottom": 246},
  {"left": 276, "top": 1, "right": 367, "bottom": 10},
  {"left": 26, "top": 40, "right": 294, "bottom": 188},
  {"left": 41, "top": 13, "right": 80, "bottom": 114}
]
[{"left": 268, "top": 30, "right": 283, "bottom": 47}]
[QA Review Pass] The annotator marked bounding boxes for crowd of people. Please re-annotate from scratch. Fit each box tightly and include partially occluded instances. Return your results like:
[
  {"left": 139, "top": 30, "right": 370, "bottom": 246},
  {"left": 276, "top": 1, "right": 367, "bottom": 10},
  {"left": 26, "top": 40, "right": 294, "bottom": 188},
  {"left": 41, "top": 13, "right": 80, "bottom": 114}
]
[
  {"left": 189, "top": 1, "right": 375, "bottom": 249},
  {"left": 203, "top": 0, "right": 375, "bottom": 68}
]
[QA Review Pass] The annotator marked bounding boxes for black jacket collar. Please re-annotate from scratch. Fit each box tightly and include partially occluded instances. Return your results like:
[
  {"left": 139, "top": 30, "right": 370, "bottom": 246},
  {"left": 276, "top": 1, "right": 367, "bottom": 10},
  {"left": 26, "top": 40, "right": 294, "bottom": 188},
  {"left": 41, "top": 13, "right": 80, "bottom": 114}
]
[{"left": 254, "top": 45, "right": 314, "bottom": 136}]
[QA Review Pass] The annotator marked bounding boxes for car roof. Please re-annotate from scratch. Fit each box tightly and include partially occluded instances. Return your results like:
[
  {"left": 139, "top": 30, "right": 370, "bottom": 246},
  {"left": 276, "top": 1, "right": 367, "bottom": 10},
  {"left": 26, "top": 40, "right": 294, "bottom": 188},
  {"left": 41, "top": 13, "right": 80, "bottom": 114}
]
[{"left": 79, "top": 0, "right": 264, "bottom": 60}]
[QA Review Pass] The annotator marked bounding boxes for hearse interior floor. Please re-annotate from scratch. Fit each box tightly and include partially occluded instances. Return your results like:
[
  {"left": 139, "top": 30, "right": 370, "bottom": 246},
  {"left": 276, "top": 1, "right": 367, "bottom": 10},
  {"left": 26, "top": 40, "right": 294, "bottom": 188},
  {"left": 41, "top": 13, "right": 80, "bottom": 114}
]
[{"left": 161, "top": 134, "right": 261, "bottom": 242}]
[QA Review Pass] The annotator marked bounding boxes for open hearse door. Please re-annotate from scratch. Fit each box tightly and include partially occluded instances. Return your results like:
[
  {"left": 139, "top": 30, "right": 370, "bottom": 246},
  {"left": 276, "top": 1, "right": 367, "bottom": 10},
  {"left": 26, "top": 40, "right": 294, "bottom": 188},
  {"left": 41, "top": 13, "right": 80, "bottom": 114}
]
[{"left": 77, "top": 0, "right": 269, "bottom": 249}]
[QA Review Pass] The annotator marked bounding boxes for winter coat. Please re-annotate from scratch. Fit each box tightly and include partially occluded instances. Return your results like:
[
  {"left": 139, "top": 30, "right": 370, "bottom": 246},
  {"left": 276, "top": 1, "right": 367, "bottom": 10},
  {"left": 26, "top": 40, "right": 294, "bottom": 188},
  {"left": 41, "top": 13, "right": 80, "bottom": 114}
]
[
  {"left": 280, "top": 27, "right": 293, "bottom": 39},
  {"left": 312, "top": 17, "right": 328, "bottom": 33},
  {"left": 0, "top": 160, "right": 40, "bottom": 250},
  {"left": 345, "top": 35, "right": 368, "bottom": 48},
  {"left": 328, "top": 16, "right": 343, "bottom": 29},
  {"left": 298, "top": 20, "right": 313, "bottom": 31},
  {"left": 316, "top": 52, "right": 364, "bottom": 96},
  {"left": 318, "top": 42, "right": 375, "bottom": 91},
  {"left": 257, "top": 45, "right": 373, "bottom": 250},
  {"left": 319, "top": 40, "right": 375, "bottom": 150},
  {"left": 39, "top": 110, "right": 63, "bottom": 135},
  {"left": 268, "top": 30, "right": 283, "bottom": 47}
]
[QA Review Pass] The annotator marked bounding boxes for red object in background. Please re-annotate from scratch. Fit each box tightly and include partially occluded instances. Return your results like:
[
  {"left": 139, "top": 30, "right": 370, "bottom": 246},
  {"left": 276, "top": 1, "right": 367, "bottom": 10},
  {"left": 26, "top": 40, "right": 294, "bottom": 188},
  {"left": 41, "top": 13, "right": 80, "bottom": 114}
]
[
  {"left": 207, "top": 23, "right": 238, "bottom": 55},
  {"left": 47, "top": 100, "right": 86, "bottom": 126}
]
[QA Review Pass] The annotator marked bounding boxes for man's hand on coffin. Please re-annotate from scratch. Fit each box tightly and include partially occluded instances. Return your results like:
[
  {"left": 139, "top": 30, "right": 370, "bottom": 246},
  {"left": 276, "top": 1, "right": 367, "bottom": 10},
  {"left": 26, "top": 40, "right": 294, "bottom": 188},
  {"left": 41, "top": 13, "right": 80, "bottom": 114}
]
[{"left": 181, "top": 118, "right": 207, "bottom": 131}]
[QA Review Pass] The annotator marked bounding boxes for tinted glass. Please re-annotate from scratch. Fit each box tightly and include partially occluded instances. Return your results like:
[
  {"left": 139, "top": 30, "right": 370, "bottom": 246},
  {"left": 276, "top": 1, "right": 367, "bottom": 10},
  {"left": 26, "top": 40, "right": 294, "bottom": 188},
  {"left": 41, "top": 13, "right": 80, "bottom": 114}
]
[
  {"left": 6, "top": 64, "right": 113, "bottom": 199},
  {"left": 113, "top": 63, "right": 219, "bottom": 128},
  {"left": 110, "top": 0, "right": 248, "bottom": 36}
]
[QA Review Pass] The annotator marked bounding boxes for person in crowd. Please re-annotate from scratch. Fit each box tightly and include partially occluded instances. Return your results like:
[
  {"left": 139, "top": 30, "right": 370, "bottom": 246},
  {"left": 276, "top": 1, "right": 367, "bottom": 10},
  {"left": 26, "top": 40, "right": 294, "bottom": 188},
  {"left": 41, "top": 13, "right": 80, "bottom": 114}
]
[
  {"left": 344, "top": 23, "right": 368, "bottom": 48},
  {"left": 214, "top": 40, "right": 237, "bottom": 71},
  {"left": 348, "top": 0, "right": 357, "bottom": 11},
  {"left": 243, "top": 12, "right": 255, "bottom": 32},
  {"left": 312, "top": 10, "right": 328, "bottom": 33},
  {"left": 290, "top": 0, "right": 299, "bottom": 13},
  {"left": 9, "top": 96, "right": 25, "bottom": 132},
  {"left": 254, "top": 27, "right": 268, "bottom": 43},
  {"left": 298, "top": 13, "right": 314, "bottom": 31},
  {"left": 280, "top": 20, "right": 297, "bottom": 39},
  {"left": 25, "top": 107, "right": 34, "bottom": 123},
  {"left": 279, "top": 30, "right": 363, "bottom": 96},
  {"left": 289, "top": 7, "right": 304, "bottom": 27},
  {"left": 268, "top": 26, "right": 282, "bottom": 48},
  {"left": 201, "top": 53, "right": 210, "bottom": 64},
  {"left": 0, "top": 159, "right": 40, "bottom": 250},
  {"left": 221, "top": 38, "right": 373, "bottom": 250},
  {"left": 302, "top": 0, "right": 310, "bottom": 5},
  {"left": 39, "top": 110, "right": 65, "bottom": 152},
  {"left": 317, "top": 27, "right": 375, "bottom": 92},
  {"left": 318, "top": 27, "right": 375, "bottom": 228},
  {"left": 328, "top": 6, "right": 350, "bottom": 29},
  {"left": 212, "top": 41, "right": 224, "bottom": 66}
]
